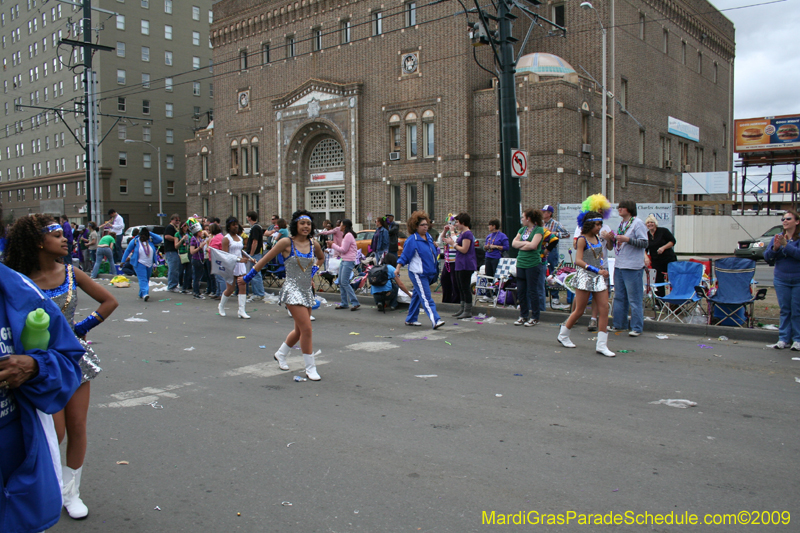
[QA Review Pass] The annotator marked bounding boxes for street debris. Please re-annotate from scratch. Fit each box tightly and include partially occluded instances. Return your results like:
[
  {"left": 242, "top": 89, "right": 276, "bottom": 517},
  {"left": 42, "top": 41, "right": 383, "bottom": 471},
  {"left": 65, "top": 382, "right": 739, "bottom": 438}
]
[
  {"left": 124, "top": 317, "right": 148, "bottom": 322},
  {"left": 618, "top": 349, "right": 634, "bottom": 353},
  {"left": 656, "top": 334, "right": 669, "bottom": 340},
  {"left": 495, "top": 394, "right": 503, "bottom": 397},
  {"left": 349, "top": 332, "right": 360, "bottom": 335},
  {"left": 649, "top": 399, "right": 697, "bottom": 409},
  {"left": 281, "top": 502, "right": 293, "bottom": 506},
  {"left": 697, "top": 344, "right": 712, "bottom": 349},
  {"left": 415, "top": 374, "right": 438, "bottom": 378},
  {"left": 293, "top": 376, "right": 307, "bottom": 382},
  {"left": 236, "top": 336, "right": 246, "bottom": 339},
  {"left": 116, "top": 461, "right": 129, "bottom": 465},
  {"left": 718, "top": 336, "right": 729, "bottom": 341},
  {"left": 154, "top": 506, "right": 161, "bottom": 511},
  {"left": 184, "top": 347, "right": 195, "bottom": 351},
  {"left": 149, "top": 401, "right": 163, "bottom": 409}
]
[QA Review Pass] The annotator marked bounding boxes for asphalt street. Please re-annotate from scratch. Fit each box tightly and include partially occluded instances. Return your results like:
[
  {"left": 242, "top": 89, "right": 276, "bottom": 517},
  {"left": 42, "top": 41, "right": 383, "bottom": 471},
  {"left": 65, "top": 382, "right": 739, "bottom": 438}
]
[{"left": 50, "top": 284, "right": 799, "bottom": 532}]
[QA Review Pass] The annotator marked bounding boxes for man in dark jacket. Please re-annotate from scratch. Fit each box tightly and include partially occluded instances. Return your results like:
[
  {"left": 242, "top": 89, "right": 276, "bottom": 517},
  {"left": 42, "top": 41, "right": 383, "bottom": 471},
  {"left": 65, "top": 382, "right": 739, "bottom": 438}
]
[
  {"left": 386, "top": 214, "right": 399, "bottom": 255},
  {"left": 60, "top": 215, "right": 73, "bottom": 264}
]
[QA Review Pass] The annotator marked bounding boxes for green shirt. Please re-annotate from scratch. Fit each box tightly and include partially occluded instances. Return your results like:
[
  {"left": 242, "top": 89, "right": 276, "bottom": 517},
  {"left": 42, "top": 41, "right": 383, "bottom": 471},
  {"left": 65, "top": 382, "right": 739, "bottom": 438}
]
[
  {"left": 98, "top": 235, "right": 116, "bottom": 248},
  {"left": 515, "top": 226, "right": 544, "bottom": 269}
]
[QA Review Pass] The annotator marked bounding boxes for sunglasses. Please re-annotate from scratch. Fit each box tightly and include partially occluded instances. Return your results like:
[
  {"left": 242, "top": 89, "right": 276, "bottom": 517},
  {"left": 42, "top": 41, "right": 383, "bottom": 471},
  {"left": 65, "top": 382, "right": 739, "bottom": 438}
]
[{"left": 781, "top": 217, "right": 796, "bottom": 222}]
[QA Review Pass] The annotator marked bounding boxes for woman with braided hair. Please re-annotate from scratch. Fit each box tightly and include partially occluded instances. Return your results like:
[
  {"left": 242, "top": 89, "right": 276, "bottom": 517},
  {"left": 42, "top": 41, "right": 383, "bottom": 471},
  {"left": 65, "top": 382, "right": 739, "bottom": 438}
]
[
  {"left": 244, "top": 210, "right": 325, "bottom": 380},
  {"left": 5, "top": 214, "right": 119, "bottom": 519}
]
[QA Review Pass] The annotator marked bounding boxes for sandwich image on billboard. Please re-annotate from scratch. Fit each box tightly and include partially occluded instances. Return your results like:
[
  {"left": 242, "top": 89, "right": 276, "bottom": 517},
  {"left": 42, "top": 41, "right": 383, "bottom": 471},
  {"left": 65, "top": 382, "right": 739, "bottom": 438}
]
[{"left": 734, "top": 114, "right": 800, "bottom": 152}]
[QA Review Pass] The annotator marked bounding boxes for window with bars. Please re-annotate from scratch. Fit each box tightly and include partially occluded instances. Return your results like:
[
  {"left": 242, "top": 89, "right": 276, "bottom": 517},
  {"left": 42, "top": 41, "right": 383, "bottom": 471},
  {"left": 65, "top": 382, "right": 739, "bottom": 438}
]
[{"left": 308, "top": 138, "right": 344, "bottom": 170}]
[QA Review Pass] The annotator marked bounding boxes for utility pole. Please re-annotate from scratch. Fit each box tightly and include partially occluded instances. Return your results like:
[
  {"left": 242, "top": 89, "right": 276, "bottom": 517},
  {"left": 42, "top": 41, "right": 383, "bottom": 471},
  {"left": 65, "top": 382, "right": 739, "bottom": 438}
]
[
  {"left": 83, "top": 0, "right": 95, "bottom": 224},
  {"left": 497, "top": 0, "right": 522, "bottom": 242},
  {"left": 470, "top": 0, "right": 564, "bottom": 246}
]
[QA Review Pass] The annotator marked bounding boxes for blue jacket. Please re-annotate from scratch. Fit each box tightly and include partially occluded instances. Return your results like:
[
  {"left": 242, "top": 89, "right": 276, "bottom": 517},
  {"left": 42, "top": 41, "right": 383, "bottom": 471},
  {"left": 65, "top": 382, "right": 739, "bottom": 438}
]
[
  {"left": 397, "top": 232, "right": 439, "bottom": 275},
  {"left": 0, "top": 263, "right": 84, "bottom": 533},
  {"left": 372, "top": 227, "right": 388, "bottom": 255},
  {"left": 764, "top": 235, "right": 800, "bottom": 281},
  {"left": 122, "top": 233, "right": 164, "bottom": 265}
]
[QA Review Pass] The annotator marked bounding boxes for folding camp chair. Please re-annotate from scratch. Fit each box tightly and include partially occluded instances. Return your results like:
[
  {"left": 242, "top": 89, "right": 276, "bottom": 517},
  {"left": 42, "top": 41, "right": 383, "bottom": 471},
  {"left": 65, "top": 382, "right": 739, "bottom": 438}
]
[
  {"left": 697, "top": 257, "right": 766, "bottom": 328},
  {"left": 643, "top": 268, "right": 658, "bottom": 316},
  {"left": 491, "top": 257, "right": 517, "bottom": 308},
  {"left": 315, "top": 250, "right": 337, "bottom": 292},
  {"left": 653, "top": 261, "right": 704, "bottom": 323},
  {"left": 263, "top": 253, "right": 286, "bottom": 287}
]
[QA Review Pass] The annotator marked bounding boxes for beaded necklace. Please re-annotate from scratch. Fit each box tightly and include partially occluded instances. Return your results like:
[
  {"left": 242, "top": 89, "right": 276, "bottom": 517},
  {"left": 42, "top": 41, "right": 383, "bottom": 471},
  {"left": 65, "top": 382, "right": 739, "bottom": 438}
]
[{"left": 615, "top": 216, "right": 635, "bottom": 254}]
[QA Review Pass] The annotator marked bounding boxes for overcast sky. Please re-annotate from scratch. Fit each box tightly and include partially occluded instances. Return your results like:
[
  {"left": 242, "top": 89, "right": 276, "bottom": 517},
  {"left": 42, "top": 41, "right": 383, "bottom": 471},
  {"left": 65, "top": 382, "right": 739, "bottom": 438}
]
[
  {"left": 710, "top": 0, "right": 799, "bottom": 187},
  {"left": 712, "top": 0, "right": 800, "bottom": 120}
]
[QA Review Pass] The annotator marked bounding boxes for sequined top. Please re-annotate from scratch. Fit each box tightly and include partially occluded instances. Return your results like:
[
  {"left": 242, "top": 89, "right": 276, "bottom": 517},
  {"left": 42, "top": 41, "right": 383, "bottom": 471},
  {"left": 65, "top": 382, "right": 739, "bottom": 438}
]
[
  {"left": 44, "top": 264, "right": 102, "bottom": 383},
  {"left": 278, "top": 239, "right": 316, "bottom": 308},
  {"left": 578, "top": 236, "right": 605, "bottom": 270},
  {"left": 44, "top": 264, "right": 78, "bottom": 325}
]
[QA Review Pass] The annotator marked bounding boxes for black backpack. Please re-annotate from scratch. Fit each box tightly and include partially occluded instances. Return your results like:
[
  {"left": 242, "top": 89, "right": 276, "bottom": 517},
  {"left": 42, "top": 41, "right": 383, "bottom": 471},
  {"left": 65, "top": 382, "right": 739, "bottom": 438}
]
[{"left": 368, "top": 265, "right": 390, "bottom": 286}]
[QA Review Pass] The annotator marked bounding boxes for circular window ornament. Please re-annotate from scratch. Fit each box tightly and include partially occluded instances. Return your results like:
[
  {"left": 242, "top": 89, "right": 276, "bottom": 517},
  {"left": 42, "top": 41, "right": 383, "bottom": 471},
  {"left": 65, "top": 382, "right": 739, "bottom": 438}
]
[{"left": 402, "top": 53, "right": 418, "bottom": 75}]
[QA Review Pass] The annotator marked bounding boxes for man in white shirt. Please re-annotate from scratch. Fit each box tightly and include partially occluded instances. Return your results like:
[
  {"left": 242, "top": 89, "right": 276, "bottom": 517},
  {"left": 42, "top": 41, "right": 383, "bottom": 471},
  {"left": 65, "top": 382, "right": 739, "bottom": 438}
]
[{"left": 106, "top": 209, "right": 125, "bottom": 263}]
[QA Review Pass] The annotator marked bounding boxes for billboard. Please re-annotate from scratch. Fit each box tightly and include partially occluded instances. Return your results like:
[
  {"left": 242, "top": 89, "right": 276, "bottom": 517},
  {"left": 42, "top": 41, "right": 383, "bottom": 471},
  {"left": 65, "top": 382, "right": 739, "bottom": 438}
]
[
  {"left": 771, "top": 181, "right": 800, "bottom": 194},
  {"left": 668, "top": 116, "right": 700, "bottom": 143},
  {"left": 681, "top": 171, "right": 729, "bottom": 195},
  {"left": 734, "top": 114, "right": 800, "bottom": 153}
]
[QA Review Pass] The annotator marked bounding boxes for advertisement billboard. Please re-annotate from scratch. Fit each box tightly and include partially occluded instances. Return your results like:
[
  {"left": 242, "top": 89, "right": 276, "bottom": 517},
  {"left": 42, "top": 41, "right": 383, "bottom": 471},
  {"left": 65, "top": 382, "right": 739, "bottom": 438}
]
[{"left": 734, "top": 114, "right": 800, "bottom": 153}]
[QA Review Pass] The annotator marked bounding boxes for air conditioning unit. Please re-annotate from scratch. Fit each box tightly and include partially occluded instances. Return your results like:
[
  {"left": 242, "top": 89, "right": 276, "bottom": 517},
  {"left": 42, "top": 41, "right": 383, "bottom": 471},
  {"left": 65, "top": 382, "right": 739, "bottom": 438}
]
[
  {"left": 582, "top": 143, "right": 592, "bottom": 153},
  {"left": 230, "top": 168, "right": 238, "bottom": 176},
  {"left": 664, "top": 160, "right": 673, "bottom": 169},
  {"left": 389, "top": 151, "right": 400, "bottom": 161},
  {"left": 683, "top": 164, "right": 691, "bottom": 172}
]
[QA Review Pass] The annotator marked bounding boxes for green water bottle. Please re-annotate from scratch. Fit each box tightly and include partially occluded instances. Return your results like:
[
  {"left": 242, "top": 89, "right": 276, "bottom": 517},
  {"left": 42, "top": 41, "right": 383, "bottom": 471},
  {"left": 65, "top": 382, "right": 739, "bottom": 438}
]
[{"left": 21, "top": 308, "right": 50, "bottom": 352}]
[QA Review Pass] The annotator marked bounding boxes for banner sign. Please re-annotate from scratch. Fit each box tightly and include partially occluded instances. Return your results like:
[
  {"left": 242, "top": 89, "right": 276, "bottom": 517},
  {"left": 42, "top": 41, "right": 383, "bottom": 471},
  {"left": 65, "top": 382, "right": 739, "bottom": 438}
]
[
  {"left": 734, "top": 114, "right": 800, "bottom": 153},
  {"left": 209, "top": 247, "right": 239, "bottom": 284},
  {"left": 555, "top": 203, "right": 674, "bottom": 264},
  {"left": 668, "top": 116, "right": 700, "bottom": 143},
  {"left": 681, "top": 171, "right": 729, "bottom": 195},
  {"left": 772, "top": 181, "right": 800, "bottom": 194},
  {"left": 310, "top": 171, "right": 344, "bottom": 183}
]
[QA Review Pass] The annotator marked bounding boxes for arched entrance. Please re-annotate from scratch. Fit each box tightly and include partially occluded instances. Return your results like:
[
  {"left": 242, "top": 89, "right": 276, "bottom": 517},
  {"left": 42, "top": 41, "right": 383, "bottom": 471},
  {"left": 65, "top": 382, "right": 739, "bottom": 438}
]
[{"left": 286, "top": 122, "right": 348, "bottom": 227}]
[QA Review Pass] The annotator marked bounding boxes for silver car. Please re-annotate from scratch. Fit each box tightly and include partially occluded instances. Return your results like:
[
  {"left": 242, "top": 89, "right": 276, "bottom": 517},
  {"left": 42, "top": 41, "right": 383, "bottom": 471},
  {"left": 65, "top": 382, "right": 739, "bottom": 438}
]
[{"left": 734, "top": 225, "right": 782, "bottom": 261}]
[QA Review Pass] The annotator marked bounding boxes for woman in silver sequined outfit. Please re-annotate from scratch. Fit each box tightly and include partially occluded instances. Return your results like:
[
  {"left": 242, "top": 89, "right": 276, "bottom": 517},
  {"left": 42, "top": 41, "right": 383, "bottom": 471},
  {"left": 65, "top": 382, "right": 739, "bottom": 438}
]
[
  {"left": 4, "top": 214, "right": 119, "bottom": 519},
  {"left": 245, "top": 210, "right": 325, "bottom": 380},
  {"left": 557, "top": 211, "right": 615, "bottom": 357}
]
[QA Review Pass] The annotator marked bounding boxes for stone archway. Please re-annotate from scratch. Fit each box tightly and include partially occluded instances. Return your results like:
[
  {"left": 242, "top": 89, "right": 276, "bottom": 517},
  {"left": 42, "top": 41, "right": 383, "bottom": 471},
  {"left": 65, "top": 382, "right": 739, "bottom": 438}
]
[{"left": 285, "top": 122, "right": 347, "bottom": 227}]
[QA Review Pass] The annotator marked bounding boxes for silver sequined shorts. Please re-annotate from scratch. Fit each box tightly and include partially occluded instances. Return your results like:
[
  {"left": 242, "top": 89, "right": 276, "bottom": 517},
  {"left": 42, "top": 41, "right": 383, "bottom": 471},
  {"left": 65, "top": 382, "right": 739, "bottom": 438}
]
[
  {"left": 572, "top": 267, "right": 608, "bottom": 292},
  {"left": 78, "top": 338, "right": 102, "bottom": 384}
]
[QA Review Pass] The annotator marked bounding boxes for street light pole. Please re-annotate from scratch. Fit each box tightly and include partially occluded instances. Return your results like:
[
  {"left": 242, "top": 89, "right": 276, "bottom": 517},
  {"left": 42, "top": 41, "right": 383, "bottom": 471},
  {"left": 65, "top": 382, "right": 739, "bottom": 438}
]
[
  {"left": 581, "top": 2, "right": 608, "bottom": 198},
  {"left": 124, "top": 139, "right": 163, "bottom": 225}
]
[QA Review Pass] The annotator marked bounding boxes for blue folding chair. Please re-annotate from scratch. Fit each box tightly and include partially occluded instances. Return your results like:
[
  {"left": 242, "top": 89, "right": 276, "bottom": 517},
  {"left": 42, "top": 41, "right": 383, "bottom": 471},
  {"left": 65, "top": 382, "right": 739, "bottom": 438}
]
[
  {"left": 698, "top": 257, "right": 767, "bottom": 328},
  {"left": 653, "top": 261, "right": 704, "bottom": 323},
  {"left": 263, "top": 253, "right": 286, "bottom": 287}
]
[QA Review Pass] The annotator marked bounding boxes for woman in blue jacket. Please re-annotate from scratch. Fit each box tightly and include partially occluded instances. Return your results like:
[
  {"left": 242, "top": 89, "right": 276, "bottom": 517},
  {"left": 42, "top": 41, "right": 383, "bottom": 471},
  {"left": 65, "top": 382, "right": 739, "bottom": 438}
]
[
  {"left": 397, "top": 211, "right": 445, "bottom": 329},
  {"left": 122, "top": 227, "right": 164, "bottom": 301},
  {"left": 0, "top": 263, "right": 84, "bottom": 533},
  {"left": 371, "top": 217, "right": 389, "bottom": 261}
]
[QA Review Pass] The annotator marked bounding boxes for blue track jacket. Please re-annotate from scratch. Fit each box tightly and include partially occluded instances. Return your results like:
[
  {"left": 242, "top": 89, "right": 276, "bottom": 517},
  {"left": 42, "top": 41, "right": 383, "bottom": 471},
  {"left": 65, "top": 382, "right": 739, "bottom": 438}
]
[
  {"left": 397, "top": 232, "right": 439, "bottom": 279},
  {"left": 0, "top": 264, "right": 84, "bottom": 533},
  {"left": 122, "top": 233, "right": 164, "bottom": 265}
]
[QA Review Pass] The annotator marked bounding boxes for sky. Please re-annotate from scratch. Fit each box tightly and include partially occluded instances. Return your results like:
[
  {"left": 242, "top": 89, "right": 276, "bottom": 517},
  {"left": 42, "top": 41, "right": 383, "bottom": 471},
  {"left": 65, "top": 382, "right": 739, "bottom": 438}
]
[
  {"left": 712, "top": 0, "right": 800, "bottom": 120},
  {"left": 710, "top": 0, "right": 800, "bottom": 190}
]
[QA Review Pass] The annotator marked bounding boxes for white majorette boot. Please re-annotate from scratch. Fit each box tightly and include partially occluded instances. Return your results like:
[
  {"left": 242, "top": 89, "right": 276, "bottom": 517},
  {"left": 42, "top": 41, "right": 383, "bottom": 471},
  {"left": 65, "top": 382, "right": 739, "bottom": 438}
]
[
  {"left": 274, "top": 342, "right": 290, "bottom": 371},
  {"left": 595, "top": 331, "right": 616, "bottom": 357},
  {"left": 303, "top": 351, "right": 321, "bottom": 381},
  {"left": 237, "top": 295, "right": 250, "bottom": 319},
  {"left": 62, "top": 465, "right": 89, "bottom": 519},
  {"left": 558, "top": 325, "right": 576, "bottom": 348},
  {"left": 218, "top": 294, "right": 229, "bottom": 316}
]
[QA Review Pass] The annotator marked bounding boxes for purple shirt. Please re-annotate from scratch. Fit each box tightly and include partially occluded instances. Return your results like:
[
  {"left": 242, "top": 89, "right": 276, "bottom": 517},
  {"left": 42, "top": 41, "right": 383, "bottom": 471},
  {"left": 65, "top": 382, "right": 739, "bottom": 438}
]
[
  {"left": 62, "top": 221, "right": 73, "bottom": 248},
  {"left": 484, "top": 231, "right": 509, "bottom": 259},
  {"left": 455, "top": 230, "right": 478, "bottom": 271},
  {"left": 190, "top": 236, "right": 205, "bottom": 261}
]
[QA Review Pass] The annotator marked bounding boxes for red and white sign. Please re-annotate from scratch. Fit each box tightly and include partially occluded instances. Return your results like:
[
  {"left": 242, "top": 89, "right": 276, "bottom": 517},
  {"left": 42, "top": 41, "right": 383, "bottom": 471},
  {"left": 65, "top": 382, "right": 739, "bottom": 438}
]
[
  {"left": 310, "top": 171, "right": 344, "bottom": 183},
  {"left": 511, "top": 150, "right": 528, "bottom": 178}
]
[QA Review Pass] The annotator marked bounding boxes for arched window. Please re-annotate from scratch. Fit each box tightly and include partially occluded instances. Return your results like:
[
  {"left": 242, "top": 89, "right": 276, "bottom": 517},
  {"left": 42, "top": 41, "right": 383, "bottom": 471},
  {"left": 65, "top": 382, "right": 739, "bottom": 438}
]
[
  {"left": 230, "top": 139, "right": 239, "bottom": 174},
  {"left": 422, "top": 110, "right": 434, "bottom": 158},
  {"left": 239, "top": 49, "right": 248, "bottom": 70},
  {"left": 308, "top": 138, "right": 344, "bottom": 170},
  {"left": 251, "top": 136, "right": 260, "bottom": 174},
  {"left": 389, "top": 114, "right": 401, "bottom": 152},
  {"left": 405, "top": 112, "right": 418, "bottom": 159},
  {"left": 240, "top": 137, "right": 249, "bottom": 175},
  {"left": 201, "top": 146, "right": 209, "bottom": 181}
]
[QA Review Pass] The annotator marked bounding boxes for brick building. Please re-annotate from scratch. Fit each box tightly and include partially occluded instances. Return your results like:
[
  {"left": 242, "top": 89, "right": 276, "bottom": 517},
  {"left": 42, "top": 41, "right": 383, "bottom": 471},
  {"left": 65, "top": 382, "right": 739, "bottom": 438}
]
[{"left": 186, "top": 0, "right": 734, "bottom": 231}]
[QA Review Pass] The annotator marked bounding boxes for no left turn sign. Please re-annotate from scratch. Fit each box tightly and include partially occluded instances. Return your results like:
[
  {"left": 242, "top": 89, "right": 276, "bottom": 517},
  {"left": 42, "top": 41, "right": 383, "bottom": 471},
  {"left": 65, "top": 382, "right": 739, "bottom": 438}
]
[{"left": 511, "top": 149, "right": 528, "bottom": 178}]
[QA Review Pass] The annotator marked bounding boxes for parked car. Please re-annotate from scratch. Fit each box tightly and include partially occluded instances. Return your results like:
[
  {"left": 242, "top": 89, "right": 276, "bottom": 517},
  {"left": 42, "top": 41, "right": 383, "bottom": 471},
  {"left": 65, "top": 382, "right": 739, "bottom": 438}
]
[
  {"left": 734, "top": 225, "right": 782, "bottom": 260},
  {"left": 355, "top": 229, "right": 407, "bottom": 256},
  {"left": 121, "top": 225, "right": 166, "bottom": 248}
]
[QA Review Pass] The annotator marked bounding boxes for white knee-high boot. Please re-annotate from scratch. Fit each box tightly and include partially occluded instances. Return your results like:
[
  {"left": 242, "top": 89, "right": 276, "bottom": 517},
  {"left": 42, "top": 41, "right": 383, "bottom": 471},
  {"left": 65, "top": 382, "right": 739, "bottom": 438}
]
[
  {"left": 595, "top": 331, "right": 616, "bottom": 357},
  {"left": 62, "top": 465, "right": 89, "bottom": 519},
  {"left": 238, "top": 294, "right": 250, "bottom": 319},
  {"left": 303, "top": 351, "right": 321, "bottom": 381},
  {"left": 218, "top": 294, "right": 229, "bottom": 316},
  {"left": 274, "top": 342, "right": 290, "bottom": 371},
  {"left": 558, "top": 324, "right": 576, "bottom": 348}
]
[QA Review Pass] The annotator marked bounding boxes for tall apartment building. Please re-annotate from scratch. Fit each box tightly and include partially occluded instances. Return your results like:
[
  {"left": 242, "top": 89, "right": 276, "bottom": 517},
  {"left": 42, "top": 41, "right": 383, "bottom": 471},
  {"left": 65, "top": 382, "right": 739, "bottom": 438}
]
[
  {"left": 0, "top": 0, "right": 214, "bottom": 227},
  {"left": 185, "top": 0, "right": 734, "bottom": 229}
]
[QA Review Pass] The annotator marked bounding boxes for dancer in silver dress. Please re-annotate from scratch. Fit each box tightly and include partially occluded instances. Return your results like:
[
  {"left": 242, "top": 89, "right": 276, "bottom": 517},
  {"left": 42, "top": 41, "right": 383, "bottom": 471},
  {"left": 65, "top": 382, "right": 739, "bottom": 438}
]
[
  {"left": 4, "top": 214, "right": 119, "bottom": 519},
  {"left": 245, "top": 210, "right": 325, "bottom": 380},
  {"left": 558, "top": 210, "right": 615, "bottom": 356}
]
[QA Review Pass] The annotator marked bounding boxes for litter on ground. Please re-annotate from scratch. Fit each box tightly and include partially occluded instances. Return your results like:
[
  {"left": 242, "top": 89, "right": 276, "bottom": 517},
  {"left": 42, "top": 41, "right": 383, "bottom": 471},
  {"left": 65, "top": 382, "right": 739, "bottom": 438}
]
[
  {"left": 124, "top": 317, "right": 148, "bottom": 322},
  {"left": 649, "top": 399, "right": 698, "bottom": 409},
  {"left": 415, "top": 374, "right": 438, "bottom": 378}
]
